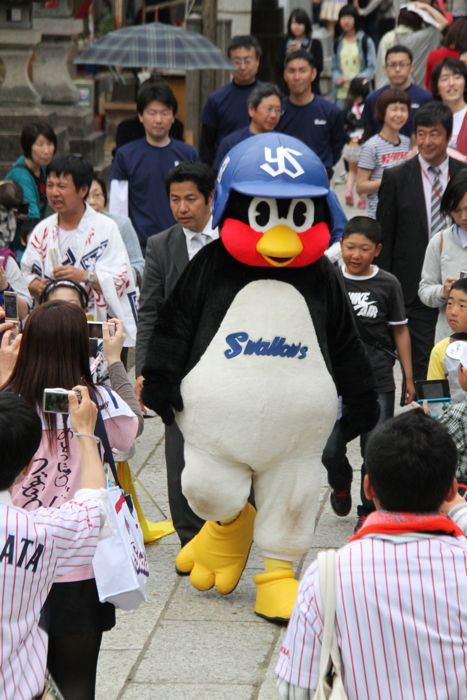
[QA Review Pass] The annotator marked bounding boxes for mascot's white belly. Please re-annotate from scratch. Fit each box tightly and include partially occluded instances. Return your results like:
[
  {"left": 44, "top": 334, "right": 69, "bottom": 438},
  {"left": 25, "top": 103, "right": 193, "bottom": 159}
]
[{"left": 177, "top": 280, "right": 338, "bottom": 467}]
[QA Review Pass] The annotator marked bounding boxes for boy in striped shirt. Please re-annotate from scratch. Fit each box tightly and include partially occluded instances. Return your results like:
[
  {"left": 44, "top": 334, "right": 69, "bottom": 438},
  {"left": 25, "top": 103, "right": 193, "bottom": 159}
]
[
  {"left": 0, "top": 385, "right": 109, "bottom": 700},
  {"left": 276, "top": 410, "right": 467, "bottom": 699}
]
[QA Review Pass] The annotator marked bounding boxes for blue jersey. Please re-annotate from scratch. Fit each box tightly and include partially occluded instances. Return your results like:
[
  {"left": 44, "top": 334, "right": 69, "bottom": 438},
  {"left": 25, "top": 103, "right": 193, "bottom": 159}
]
[
  {"left": 214, "top": 126, "right": 253, "bottom": 170},
  {"left": 110, "top": 137, "right": 199, "bottom": 252},
  {"left": 362, "top": 83, "right": 432, "bottom": 138},
  {"left": 201, "top": 81, "right": 260, "bottom": 144},
  {"left": 278, "top": 96, "right": 346, "bottom": 169}
]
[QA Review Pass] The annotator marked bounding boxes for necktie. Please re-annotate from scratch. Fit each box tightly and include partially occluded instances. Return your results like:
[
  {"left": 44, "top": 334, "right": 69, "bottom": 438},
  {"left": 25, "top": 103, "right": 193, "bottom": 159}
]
[
  {"left": 428, "top": 165, "right": 444, "bottom": 237},
  {"left": 191, "top": 233, "right": 208, "bottom": 257}
]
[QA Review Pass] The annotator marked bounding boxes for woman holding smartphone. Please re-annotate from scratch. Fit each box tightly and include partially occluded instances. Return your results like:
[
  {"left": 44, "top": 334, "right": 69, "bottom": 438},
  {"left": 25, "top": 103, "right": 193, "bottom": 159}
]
[
  {"left": 1, "top": 301, "right": 139, "bottom": 699},
  {"left": 419, "top": 170, "right": 467, "bottom": 342}
]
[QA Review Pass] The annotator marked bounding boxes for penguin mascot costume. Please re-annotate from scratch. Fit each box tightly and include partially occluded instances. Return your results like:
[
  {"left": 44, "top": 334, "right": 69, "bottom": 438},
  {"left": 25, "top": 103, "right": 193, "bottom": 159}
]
[{"left": 142, "top": 133, "right": 378, "bottom": 623}]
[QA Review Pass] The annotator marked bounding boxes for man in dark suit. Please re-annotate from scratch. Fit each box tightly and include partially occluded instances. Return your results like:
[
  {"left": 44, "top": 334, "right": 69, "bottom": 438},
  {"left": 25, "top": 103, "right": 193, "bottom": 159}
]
[
  {"left": 377, "top": 102, "right": 467, "bottom": 380},
  {"left": 135, "top": 162, "right": 217, "bottom": 546}
]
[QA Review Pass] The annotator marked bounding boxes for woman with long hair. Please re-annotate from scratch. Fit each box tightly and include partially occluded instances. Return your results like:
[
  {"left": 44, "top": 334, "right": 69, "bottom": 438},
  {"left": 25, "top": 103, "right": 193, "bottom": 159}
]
[{"left": 3, "top": 300, "right": 139, "bottom": 700}]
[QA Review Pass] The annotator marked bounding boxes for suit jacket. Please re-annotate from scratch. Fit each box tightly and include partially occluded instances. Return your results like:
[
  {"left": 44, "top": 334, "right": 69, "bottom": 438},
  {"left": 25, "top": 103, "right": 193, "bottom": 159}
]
[
  {"left": 135, "top": 224, "right": 189, "bottom": 376},
  {"left": 376, "top": 156, "right": 466, "bottom": 306}
]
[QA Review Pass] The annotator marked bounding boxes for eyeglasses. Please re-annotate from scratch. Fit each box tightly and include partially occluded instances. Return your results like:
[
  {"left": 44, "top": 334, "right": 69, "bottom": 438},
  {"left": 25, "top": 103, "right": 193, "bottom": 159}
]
[
  {"left": 386, "top": 62, "right": 411, "bottom": 69},
  {"left": 258, "top": 106, "right": 284, "bottom": 116},
  {"left": 232, "top": 58, "right": 256, "bottom": 67}
]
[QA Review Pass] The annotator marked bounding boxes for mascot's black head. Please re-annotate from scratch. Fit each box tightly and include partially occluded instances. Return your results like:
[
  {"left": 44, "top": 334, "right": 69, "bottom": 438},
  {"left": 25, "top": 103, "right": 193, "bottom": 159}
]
[{"left": 212, "top": 133, "right": 332, "bottom": 268}]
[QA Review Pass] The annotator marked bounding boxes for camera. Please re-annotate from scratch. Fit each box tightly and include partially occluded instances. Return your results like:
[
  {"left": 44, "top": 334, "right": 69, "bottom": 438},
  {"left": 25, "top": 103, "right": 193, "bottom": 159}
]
[
  {"left": 87, "top": 321, "right": 116, "bottom": 339},
  {"left": 43, "top": 388, "right": 82, "bottom": 414},
  {"left": 415, "top": 379, "right": 451, "bottom": 418},
  {"left": 4, "top": 291, "right": 18, "bottom": 321}
]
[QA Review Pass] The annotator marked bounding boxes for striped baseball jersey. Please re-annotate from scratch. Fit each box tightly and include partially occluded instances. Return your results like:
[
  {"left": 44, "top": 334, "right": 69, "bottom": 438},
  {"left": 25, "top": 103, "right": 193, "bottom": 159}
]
[
  {"left": 0, "top": 488, "right": 106, "bottom": 699},
  {"left": 276, "top": 532, "right": 467, "bottom": 699}
]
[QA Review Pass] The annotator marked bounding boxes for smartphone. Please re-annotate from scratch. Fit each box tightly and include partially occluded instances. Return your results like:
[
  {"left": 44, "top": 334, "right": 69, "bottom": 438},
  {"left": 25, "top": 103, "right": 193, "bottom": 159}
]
[
  {"left": 460, "top": 271, "right": 467, "bottom": 279},
  {"left": 87, "top": 321, "right": 116, "bottom": 339},
  {"left": 43, "top": 388, "right": 82, "bottom": 414},
  {"left": 4, "top": 291, "right": 18, "bottom": 321}
]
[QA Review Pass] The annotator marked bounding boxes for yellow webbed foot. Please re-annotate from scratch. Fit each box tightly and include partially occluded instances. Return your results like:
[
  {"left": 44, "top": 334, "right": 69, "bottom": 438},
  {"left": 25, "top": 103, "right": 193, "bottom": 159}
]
[
  {"left": 175, "top": 503, "right": 255, "bottom": 594},
  {"left": 254, "top": 569, "right": 299, "bottom": 624}
]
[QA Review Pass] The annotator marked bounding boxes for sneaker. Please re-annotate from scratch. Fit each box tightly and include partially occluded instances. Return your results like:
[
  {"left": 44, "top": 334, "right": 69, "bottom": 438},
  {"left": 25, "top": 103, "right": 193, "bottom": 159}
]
[
  {"left": 354, "top": 514, "right": 368, "bottom": 533},
  {"left": 330, "top": 489, "right": 352, "bottom": 517},
  {"left": 357, "top": 196, "right": 366, "bottom": 209}
]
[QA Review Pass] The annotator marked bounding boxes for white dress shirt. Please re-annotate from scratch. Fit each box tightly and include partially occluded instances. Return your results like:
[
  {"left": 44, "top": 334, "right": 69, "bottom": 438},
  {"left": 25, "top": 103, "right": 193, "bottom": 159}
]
[
  {"left": 418, "top": 153, "right": 449, "bottom": 238},
  {"left": 182, "top": 216, "right": 219, "bottom": 260}
]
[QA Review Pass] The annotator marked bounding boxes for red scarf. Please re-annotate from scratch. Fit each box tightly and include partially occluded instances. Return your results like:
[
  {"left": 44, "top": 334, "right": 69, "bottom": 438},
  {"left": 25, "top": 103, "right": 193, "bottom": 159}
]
[{"left": 349, "top": 510, "right": 464, "bottom": 543}]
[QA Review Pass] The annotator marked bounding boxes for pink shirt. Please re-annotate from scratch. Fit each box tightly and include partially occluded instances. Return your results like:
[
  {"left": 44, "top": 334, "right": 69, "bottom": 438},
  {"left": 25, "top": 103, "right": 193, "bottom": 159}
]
[{"left": 11, "top": 386, "right": 138, "bottom": 582}]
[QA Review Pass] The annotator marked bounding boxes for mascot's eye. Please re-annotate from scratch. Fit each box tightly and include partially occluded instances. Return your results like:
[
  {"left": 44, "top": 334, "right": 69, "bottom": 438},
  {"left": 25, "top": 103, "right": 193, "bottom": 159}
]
[
  {"left": 287, "top": 199, "right": 315, "bottom": 233},
  {"left": 248, "top": 197, "right": 279, "bottom": 232}
]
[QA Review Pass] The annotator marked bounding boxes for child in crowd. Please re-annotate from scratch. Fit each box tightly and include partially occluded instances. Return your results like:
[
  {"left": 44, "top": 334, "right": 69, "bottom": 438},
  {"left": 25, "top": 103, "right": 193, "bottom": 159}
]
[
  {"left": 342, "top": 77, "right": 370, "bottom": 208},
  {"left": 427, "top": 277, "right": 467, "bottom": 401},
  {"left": 323, "top": 216, "right": 415, "bottom": 530},
  {"left": 356, "top": 88, "right": 412, "bottom": 218}
]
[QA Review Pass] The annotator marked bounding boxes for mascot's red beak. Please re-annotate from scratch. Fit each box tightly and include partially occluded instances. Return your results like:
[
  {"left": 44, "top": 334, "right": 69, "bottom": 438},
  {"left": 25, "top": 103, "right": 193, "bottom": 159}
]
[{"left": 221, "top": 218, "right": 331, "bottom": 268}]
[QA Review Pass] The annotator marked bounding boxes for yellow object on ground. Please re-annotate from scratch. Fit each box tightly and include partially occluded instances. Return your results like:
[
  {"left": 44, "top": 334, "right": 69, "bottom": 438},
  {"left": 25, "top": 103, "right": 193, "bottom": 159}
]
[
  {"left": 175, "top": 502, "right": 256, "bottom": 594},
  {"left": 253, "top": 569, "right": 299, "bottom": 623},
  {"left": 117, "top": 461, "right": 175, "bottom": 543}
]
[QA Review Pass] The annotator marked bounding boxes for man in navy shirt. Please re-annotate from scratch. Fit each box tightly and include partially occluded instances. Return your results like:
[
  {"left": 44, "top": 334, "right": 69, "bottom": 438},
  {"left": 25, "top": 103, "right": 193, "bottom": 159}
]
[
  {"left": 199, "top": 35, "right": 262, "bottom": 166},
  {"left": 278, "top": 50, "right": 346, "bottom": 179},
  {"left": 362, "top": 45, "right": 432, "bottom": 139},
  {"left": 109, "top": 80, "right": 199, "bottom": 254},
  {"left": 213, "top": 83, "right": 283, "bottom": 170}
]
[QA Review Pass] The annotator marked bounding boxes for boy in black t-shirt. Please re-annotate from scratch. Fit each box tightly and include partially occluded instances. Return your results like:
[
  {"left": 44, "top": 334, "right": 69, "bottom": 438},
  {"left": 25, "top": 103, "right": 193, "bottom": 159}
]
[{"left": 328, "top": 216, "right": 415, "bottom": 529}]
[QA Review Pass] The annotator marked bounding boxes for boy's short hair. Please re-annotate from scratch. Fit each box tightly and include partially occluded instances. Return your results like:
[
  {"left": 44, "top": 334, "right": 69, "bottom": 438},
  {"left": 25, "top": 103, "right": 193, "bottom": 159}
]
[
  {"left": 0, "top": 181, "right": 23, "bottom": 210},
  {"left": 385, "top": 44, "right": 413, "bottom": 64},
  {"left": 414, "top": 101, "right": 453, "bottom": 139},
  {"left": 136, "top": 81, "right": 178, "bottom": 116},
  {"left": 284, "top": 49, "right": 315, "bottom": 70},
  {"left": 450, "top": 277, "right": 467, "bottom": 295},
  {"left": 0, "top": 393, "right": 42, "bottom": 490},
  {"left": 374, "top": 88, "right": 411, "bottom": 124},
  {"left": 227, "top": 34, "right": 262, "bottom": 59},
  {"left": 46, "top": 155, "right": 93, "bottom": 193},
  {"left": 165, "top": 162, "right": 215, "bottom": 203},
  {"left": 366, "top": 410, "right": 457, "bottom": 512},
  {"left": 342, "top": 216, "right": 382, "bottom": 245},
  {"left": 441, "top": 169, "right": 467, "bottom": 217}
]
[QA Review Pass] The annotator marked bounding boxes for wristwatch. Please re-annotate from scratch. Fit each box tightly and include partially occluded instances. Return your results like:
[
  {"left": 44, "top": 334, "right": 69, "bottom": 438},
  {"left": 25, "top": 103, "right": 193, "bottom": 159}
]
[{"left": 87, "top": 270, "right": 95, "bottom": 285}]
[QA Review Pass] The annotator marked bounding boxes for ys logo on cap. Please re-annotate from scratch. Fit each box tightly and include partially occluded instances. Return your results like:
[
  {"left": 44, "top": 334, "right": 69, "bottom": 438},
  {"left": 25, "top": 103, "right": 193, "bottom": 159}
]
[{"left": 260, "top": 146, "right": 304, "bottom": 179}]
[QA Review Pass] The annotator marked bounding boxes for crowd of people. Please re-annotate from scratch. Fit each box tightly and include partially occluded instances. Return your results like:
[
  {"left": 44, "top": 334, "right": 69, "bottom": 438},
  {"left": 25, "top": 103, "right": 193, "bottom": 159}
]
[{"left": 0, "top": 2, "right": 467, "bottom": 698}]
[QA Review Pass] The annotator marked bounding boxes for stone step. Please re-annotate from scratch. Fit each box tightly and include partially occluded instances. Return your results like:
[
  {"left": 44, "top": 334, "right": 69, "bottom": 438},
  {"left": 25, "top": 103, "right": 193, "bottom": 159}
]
[{"left": 69, "top": 131, "right": 106, "bottom": 168}]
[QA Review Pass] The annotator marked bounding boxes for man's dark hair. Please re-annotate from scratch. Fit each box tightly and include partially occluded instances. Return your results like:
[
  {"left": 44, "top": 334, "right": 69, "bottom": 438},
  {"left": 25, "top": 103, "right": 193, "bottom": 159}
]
[
  {"left": 227, "top": 34, "right": 262, "bottom": 59},
  {"left": 247, "top": 83, "right": 282, "bottom": 110},
  {"left": 46, "top": 155, "right": 93, "bottom": 193},
  {"left": 450, "top": 277, "right": 467, "bottom": 295},
  {"left": 20, "top": 121, "right": 57, "bottom": 159},
  {"left": 284, "top": 49, "right": 315, "bottom": 70},
  {"left": 413, "top": 101, "right": 453, "bottom": 139},
  {"left": 0, "top": 393, "right": 42, "bottom": 490},
  {"left": 374, "top": 87, "right": 411, "bottom": 124},
  {"left": 165, "top": 162, "right": 215, "bottom": 203},
  {"left": 385, "top": 44, "right": 413, "bottom": 64},
  {"left": 431, "top": 57, "right": 467, "bottom": 101},
  {"left": 342, "top": 216, "right": 382, "bottom": 244},
  {"left": 366, "top": 410, "right": 457, "bottom": 512},
  {"left": 441, "top": 169, "right": 467, "bottom": 216},
  {"left": 136, "top": 81, "right": 178, "bottom": 116}
]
